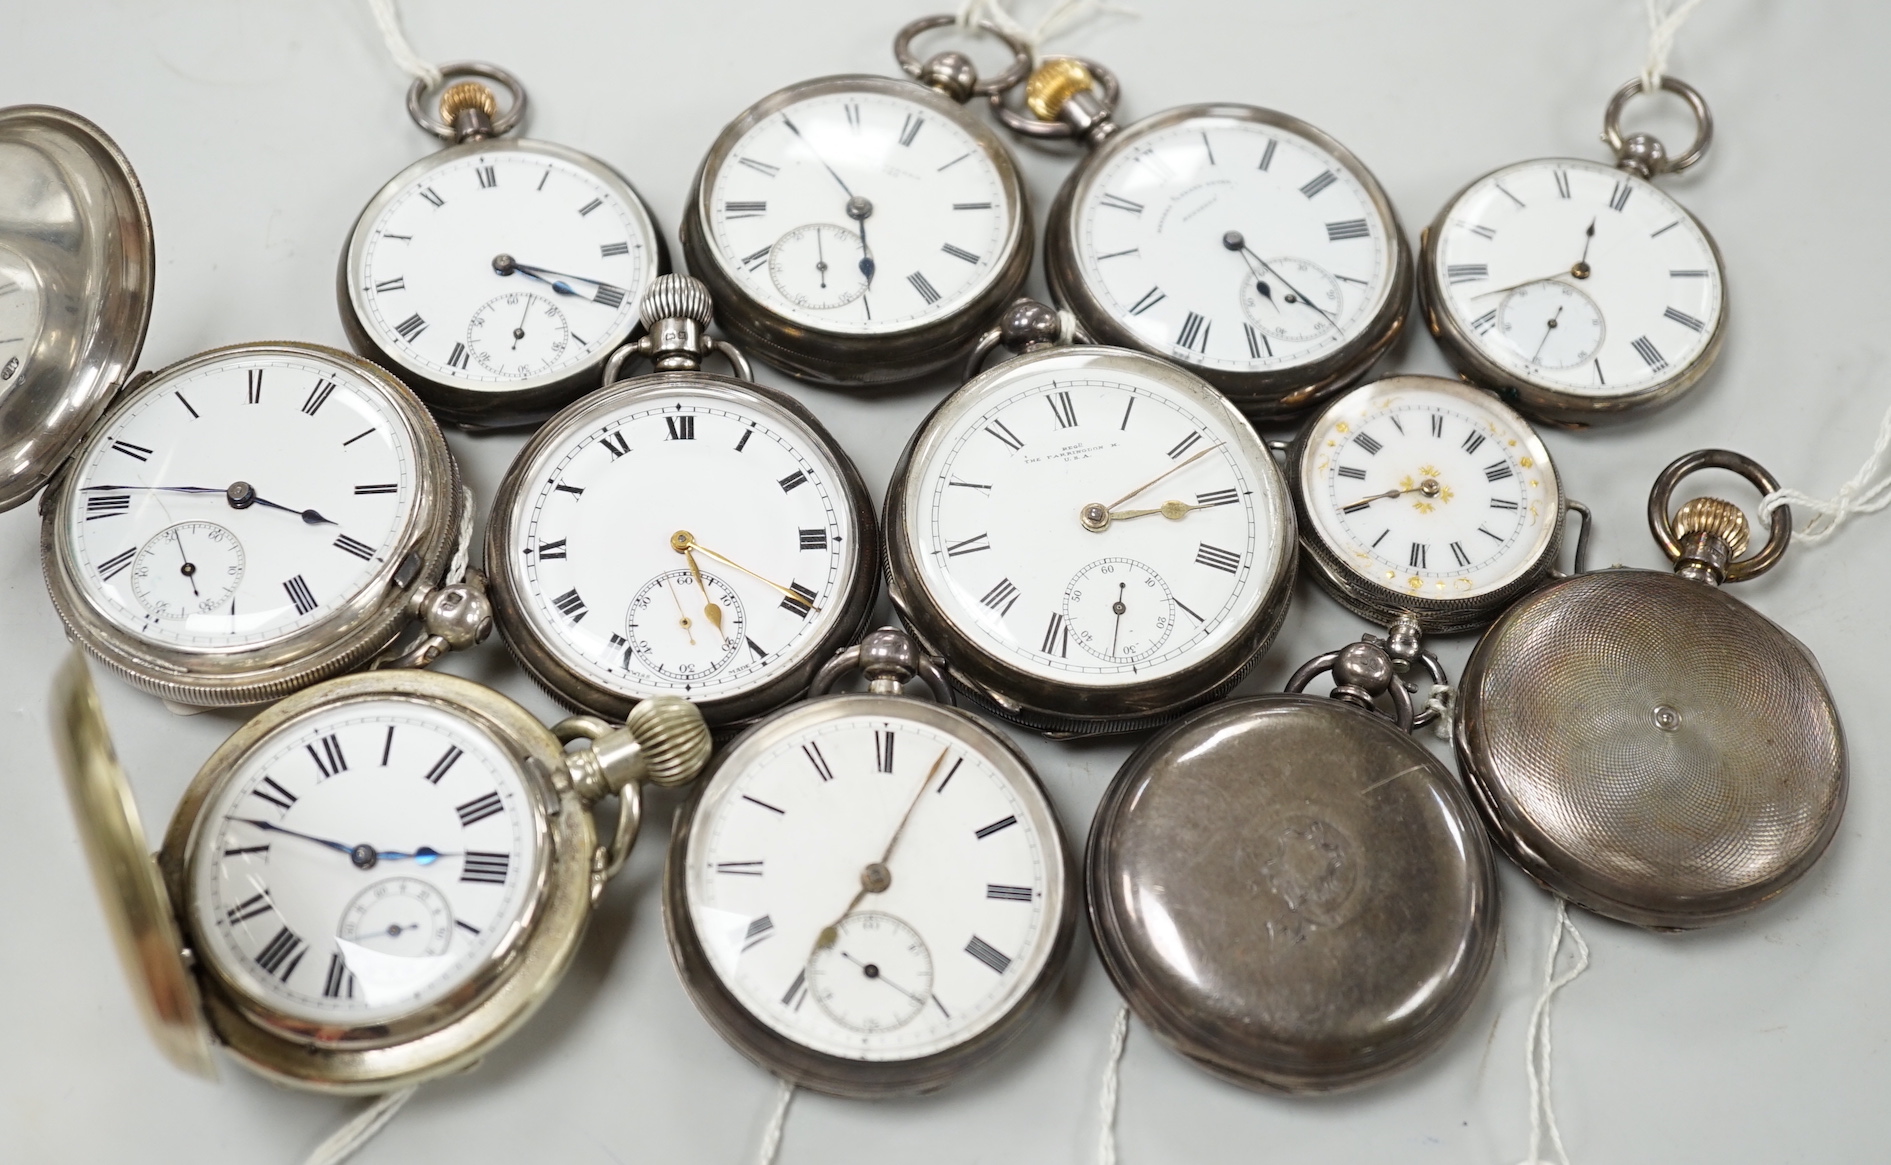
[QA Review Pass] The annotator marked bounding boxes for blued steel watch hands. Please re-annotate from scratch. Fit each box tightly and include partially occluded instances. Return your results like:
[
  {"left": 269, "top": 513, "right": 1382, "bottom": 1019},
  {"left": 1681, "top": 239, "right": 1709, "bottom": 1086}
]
[
  {"left": 81, "top": 482, "right": 337, "bottom": 526},
  {"left": 493, "top": 254, "right": 626, "bottom": 302},
  {"left": 1222, "top": 230, "right": 1339, "bottom": 330},
  {"left": 231, "top": 817, "right": 456, "bottom": 870}
]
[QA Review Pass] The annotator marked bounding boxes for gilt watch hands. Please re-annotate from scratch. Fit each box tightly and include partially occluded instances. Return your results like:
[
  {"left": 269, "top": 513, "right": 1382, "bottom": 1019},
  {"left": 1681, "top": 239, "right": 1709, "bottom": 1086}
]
[
  {"left": 813, "top": 745, "right": 953, "bottom": 954},
  {"left": 1079, "top": 444, "right": 1224, "bottom": 532},
  {"left": 1343, "top": 477, "right": 1445, "bottom": 510},
  {"left": 231, "top": 818, "right": 455, "bottom": 869},
  {"left": 662, "top": 576, "right": 697, "bottom": 645},
  {"left": 1473, "top": 221, "right": 1602, "bottom": 300},
  {"left": 671, "top": 530, "right": 819, "bottom": 612},
  {"left": 81, "top": 482, "right": 337, "bottom": 526},
  {"left": 675, "top": 550, "right": 726, "bottom": 641}
]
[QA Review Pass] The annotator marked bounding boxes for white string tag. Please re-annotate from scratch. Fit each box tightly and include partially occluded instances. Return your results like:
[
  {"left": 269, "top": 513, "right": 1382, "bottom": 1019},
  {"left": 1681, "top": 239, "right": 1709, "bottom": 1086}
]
[
  {"left": 1094, "top": 1003, "right": 1131, "bottom": 1165},
  {"left": 957, "top": 0, "right": 1138, "bottom": 60},
  {"left": 1517, "top": 900, "right": 1591, "bottom": 1165},
  {"left": 753, "top": 1077, "right": 796, "bottom": 1165},
  {"left": 1641, "top": 0, "right": 1708, "bottom": 92},
  {"left": 366, "top": 0, "right": 444, "bottom": 88},
  {"left": 1759, "top": 398, "right": 1891, "bottom": 546},
  {"left": 304, "top": 1086, "right": 418, "bottom": 1165}
]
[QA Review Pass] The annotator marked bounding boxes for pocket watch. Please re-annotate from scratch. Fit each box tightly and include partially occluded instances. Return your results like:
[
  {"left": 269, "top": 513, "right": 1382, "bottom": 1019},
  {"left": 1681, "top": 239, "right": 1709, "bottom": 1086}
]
[
  {"left": 51, "top": 652, "right": 710, "bottom": 1092},
  {"left": 1456, "top": 451, "right": 1845, "bottom": 929},
  {"left": 339, "top": 62, "right": 666, "bottom": 428},
  {"left": 1419, "top": 77, "right": 1725, "bottom": 425},
  {"left": 993, "top": 58, "right": 1412, "bottom": 424},
  {"left": 0, "top": 107, "right": 486, "bottom": 708},
  {"left": 679, "top": 16, "right": 1034, "bottom": 385},
  {"left": 885, "top": 300, "right": 1297, "bottom": 736},
  {"left": 1088, "top": 637, "right": 1497, "bottom": 1092},
  {"left": 486, "top": 276, "right": 878, "bottom": 729},
  {"left": 665, "top": 627, "right": 1075, "bottom": 1097}
]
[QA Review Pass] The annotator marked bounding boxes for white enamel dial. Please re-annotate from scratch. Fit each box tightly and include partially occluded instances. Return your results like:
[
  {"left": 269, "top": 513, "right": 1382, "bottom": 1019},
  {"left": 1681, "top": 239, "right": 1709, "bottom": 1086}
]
[
  {"left": 350, "top": 142, "right": 658, "bottom": 387},
  {"left": 0, "top": 246, "right": 43, "bottom": 387},
  {"left": 189, "top": 698, "right": 542, "bottom": 1025},
  {"left": 1300, "top": 379, "right": 1559, "bottom": 600},
  {"left": 685, "top": 710, "right": 1061, "bottom": 1058},
  {"left": 508, "top": 386, "right": 859, "bottom": 700},
  {"left": 61, "top": 351, "right": 422, "bottom": 649},
  {"left": 1072, "top": 113, "right": 1395, "bottom": 373},
  {"left": 902, "top": 350, "right": 1289, "bottom": 685},
  {"left": 706, "top": 88, "right": 1012, "bottom": 334},
  {"left": 1432, "top": 158, "right": 1723, "bottom": 397}
]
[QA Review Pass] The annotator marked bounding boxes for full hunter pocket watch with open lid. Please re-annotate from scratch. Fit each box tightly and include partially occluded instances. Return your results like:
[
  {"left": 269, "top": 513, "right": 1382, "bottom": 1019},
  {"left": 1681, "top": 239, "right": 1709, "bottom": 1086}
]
[
  {"left": 680, "top": 16, "right": 1035, "bottom": 385},
  {"left": 0, "top": 106, "right": 486, "bottom": 709},
  {"left": 53, "top": 653, "right": 711, "bottom": 1092},
  {"left": 993, "top": 57, "right": 1412, "bottom": 424},
  {"left": 339, "top": 62, "right": 666, "bottom": 428}
]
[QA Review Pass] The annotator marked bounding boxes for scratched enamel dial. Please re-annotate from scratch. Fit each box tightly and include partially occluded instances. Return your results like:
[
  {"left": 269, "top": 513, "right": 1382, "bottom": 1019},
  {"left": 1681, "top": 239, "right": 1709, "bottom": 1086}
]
[
  {"left": 59, "top": 351, "right": 422, "bottom": 649},
  {"left": 1071, "top": 114, "right": 1396, "bottom": 374},
  {"left": 1431, "top": 158, "right": 1723, "bottom": 398},
  {"left": 187, "top": 698, "right": 542, "bottom": 1026},
  {"left": 505, "top": 387, "right": 859, "bottom": 700},
  {"left": 704, "top": 89, "right": 1013, "bottom": 334},
  {"left": 683, "top": 711, "right": 1061, "bottom": 1059},
  {"left": 0, "top": 246, "right": 43, "bottom": 388},
  {"left": 901, "top": 350, "right": 1287, "bottom": 683},
  {"left": 1301, "top": 379, "right": 1559, "bottom": 599},
  {"left": 346, "top": 142, "right": 660, "bottom": 389}
]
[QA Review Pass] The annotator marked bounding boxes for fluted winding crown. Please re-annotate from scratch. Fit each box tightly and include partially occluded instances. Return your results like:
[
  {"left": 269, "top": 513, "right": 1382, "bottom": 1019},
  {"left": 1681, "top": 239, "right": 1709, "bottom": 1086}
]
[
  {"left": 1675, "top": 496, "right": 1750, "bottom": 558},
  {"left": 439, "top": 81, "right": 498, "bottom": 124},
  {"left": 1025, "top": 58, "right": 1095, "bottom": 121},
  {"left": 640, "top": 274, "right": 715, "bottom": 331},
  {"left": 623, "top": 695, "right": 712, "bottom": 788}
]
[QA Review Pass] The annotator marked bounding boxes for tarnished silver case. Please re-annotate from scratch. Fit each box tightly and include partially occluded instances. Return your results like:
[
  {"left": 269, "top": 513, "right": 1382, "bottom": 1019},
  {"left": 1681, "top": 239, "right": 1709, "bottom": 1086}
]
[
  {"left": 884, "top": 345, "right": 1298, "bottom": 736},
  {"left": 485, "top": 371, "right": 879, "bottom": 729},
  {"left": 1044, "top": 104, "right": 1412, "bottom": 425},
  {"left": 681, "top": 75, "right": 1032, "bottom": 386},
  {"left": 1455, "top": 568, "right": 1846, "bottom": 930},
  {"left": 1088, "top": 695, "right": 1498, "bottom": 1091},
  {"left": 1417, "top": 160, "right": 1728, "bottom": 428},
  {"left": 338, "top": 137, "right": 669, "bottom": 430},
  {"left": 39, "top": 341, "right": 463, "bottom": 708},
  {"left": 1286, "top": 375, "right": 1568, "bottom": 636},
  {"left": 662, "top": 694, "right": 1077, "bottom": 1097}
]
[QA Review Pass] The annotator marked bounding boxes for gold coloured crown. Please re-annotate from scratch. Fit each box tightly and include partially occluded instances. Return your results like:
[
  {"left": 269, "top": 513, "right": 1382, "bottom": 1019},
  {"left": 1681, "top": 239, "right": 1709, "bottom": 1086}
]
[
  {"left": 1674, "top": 496, "right": 1750, "bottom": 558},
  {"left": 1025, "top": 58, "right": 1095, "bottom": 120},
  {"left": 623, "top": 695, "right": 713, "bottom": 788},
  {"left": 439, "top": 81, "right": 498, "bottom": 125}
]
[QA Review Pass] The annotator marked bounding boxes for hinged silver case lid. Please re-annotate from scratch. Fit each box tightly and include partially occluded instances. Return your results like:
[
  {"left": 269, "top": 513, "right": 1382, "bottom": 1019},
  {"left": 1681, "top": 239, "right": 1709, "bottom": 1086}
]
[{"left": 0, "top": 105, "right": 154, "bottom": 512}]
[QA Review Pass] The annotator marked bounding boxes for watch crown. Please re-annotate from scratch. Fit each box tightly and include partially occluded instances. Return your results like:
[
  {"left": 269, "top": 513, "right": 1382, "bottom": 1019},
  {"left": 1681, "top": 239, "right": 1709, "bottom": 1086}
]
[
  {"left": 622, "top": 695, "right": 712, "bottom": 788},
  {"left": 639, "top": 274, "right": 715, "bottom": 332},
  {"left": 438, "top": 81, "right": 498, "bottom": 125},
  {"left": 1025, "top": 57, "right": 1096, "bottom": 121},
  {"left": 1674, "top": 496, "right": 1750, "bottom": 558}
]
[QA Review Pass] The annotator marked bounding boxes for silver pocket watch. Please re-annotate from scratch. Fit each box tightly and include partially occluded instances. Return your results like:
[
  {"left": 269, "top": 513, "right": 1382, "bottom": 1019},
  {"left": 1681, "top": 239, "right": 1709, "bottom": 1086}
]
[
  {"left": 486, "top": 276, "right": 879, "bottom": 730},
  {"left": 680, "top": 16, "right": 1035, "bottom": 385},
  {"left": 1419, "top": 77, "right": 1726, "bottom": 425},
  {"left": 664, "top": 628, "right": 1075, "bottom": 1097},
  {"left": 1456, "top": 451, "right": 1845, "bottom": 929},
  {"left": 52, "top": 652, "right": 710, "bottom": 1092},
  {"left": 885, "top": 301, "right": 1298, "bottom": 736},
  {"left": 339, "top": 63, "right": 666, "bottom": 429},
  {"left": 0, "top": 106, "right": 487, "bottom": 709},
  {"left": 994, "top": 58, "right": 1412, "bottom": 424},
  {"left": 1088, "top": 637, "right": 1498, "bottom": 1091}
]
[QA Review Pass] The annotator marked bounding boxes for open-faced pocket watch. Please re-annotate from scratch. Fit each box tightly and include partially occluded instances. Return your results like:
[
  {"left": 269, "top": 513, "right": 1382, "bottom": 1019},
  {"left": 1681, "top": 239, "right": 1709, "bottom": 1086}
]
[
  {"left": 1088, "top": 636, "right": 1497, "bottom": 1091},
  {"left": 886, "top": 300, "right": 1297, "bottom": 736},
  {"left": 1456, "top": 451, "right": 1845, "bottom": 929},
  {"left": 486, "top": 275, "right": 878, "bottom": 730},
  {"left": 679, "top": 16, "right": 1034, "bottom": 385},
  {"left": 992, "top": 57, "right": 1412, "bottom": 424},
  {"left": 665, "top": 627, "right": 1074, "bottom": 1096},
  {"left": 52, "top": 651, "right": 710, "bottom": 1091},
  {"left": 0, "top": 106, "right": 486, "bottom": 709},
  {"left": 339, "top": 62, "right": 666, "bottom": 429},
  {"left": 1419, "top": 77, "right": 1725, "bottom": 426}
]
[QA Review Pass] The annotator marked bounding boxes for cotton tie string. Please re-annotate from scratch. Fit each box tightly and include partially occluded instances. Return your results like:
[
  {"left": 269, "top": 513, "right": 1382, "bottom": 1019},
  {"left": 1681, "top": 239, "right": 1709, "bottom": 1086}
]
[
  {"left": 750, "top": 1077, "right": 797, "bottom": 1165},
  {"left": 957, "top": 0, "right": 1137, "bottom": 61},
  {"left": 1094, "top": 1003, "right": 1132, "bottom": 1165},
  {"left": 1640, "top": 0, "right": 1707, "bottom": 92},
  {"left": 1759, "top": 398, "right": 1891, "bottom": 545},
  {"left": 1517, "top": 899, "right": 1590, "bottom": 1165},
  {"left": 303, "top": 1086, "right": 418, "bottom": 1165},
  {"left": 367, "top": 0, "right": 444, "bottom": 89}
]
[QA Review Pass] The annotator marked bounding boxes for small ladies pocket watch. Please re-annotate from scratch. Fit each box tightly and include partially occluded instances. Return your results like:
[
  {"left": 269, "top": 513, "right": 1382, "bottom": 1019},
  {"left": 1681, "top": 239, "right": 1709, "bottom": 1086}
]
[
  {"left": 665, "top": 628, "right": 1075, "bottom": 1097},
  {"left": 679, "top": 16, "right": 1035, "bottom": 385},
  {"left": 0, "top": 106, "right": 486, "bottom": 708},
  {"left": 1089, "top": 637, "right": 1498, "bottom": 1091},
  {"left": 1288, "top": 374, "right": 1582, "bottom": 637},
  {"left": 1456, "top": 451, "right": 1845, "bottom": 929},
  {"left": 885, "top": 301, "right": 1297, "bottom": 736},
  {"left": 1419, "top": 77, "right": 1726, "bottom": 425},
  {"left": 486, "top": 276, "right": 878, "bottom": 729},
  {"left": 993, "top": 58, "right": 1412, "bottom": 424},
  {"left": 52, "top": 652, "right": 710, "bottom": 1091},
  {"left": 339, "top": 62, "right": 666, "bottom": 428}
]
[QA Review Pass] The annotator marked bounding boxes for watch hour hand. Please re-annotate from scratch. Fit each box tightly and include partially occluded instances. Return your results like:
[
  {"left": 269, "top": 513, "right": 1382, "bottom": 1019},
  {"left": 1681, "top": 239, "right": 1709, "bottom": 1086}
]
[
  {"left": 1105, "top": 499, "right": 1213, "bottom": 523},
  {"left": 812, "top": 746, "right": 953, "bottom": 954},
  {"left": 671, "top": 530, "right": 819, "bottom": 613}
]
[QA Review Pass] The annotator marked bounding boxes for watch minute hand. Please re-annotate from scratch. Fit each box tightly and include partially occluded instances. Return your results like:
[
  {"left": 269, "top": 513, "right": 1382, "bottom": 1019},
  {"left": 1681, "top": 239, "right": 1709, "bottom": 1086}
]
[
  {"left": 1105, "top": 443, "right": 1223, "bottom": 511},
  {"left": 230, "top": 817, "right": 353, "bottom": 856},
  {"left": 1241, "top": 245, "right": 1338, "bottom": 328}
]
